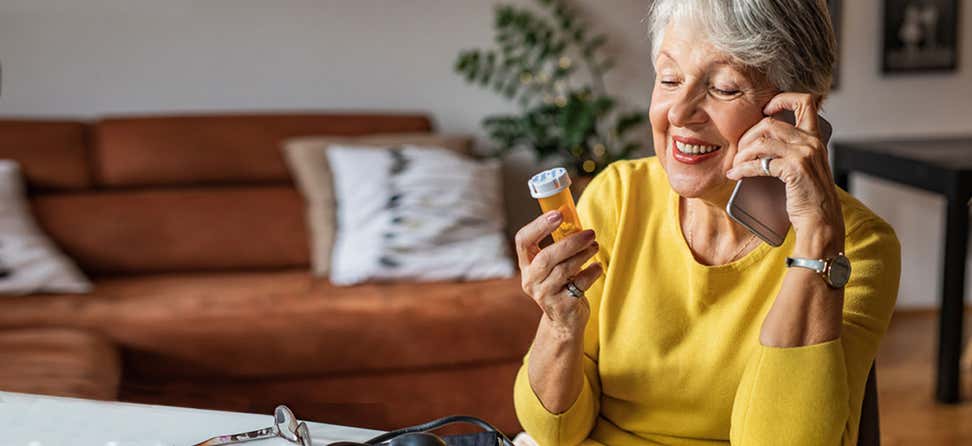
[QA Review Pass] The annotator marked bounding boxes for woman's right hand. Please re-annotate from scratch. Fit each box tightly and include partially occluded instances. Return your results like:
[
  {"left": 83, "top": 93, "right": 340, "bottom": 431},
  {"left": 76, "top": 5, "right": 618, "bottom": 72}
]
[{"left": 516, "top": 210, "right": 604, "bottom": 338}]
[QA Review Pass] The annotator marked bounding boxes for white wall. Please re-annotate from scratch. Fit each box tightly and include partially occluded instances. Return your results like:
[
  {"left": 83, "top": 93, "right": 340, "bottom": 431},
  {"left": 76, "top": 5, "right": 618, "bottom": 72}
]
[
  {"left": 0, "top": 0, "right": 969, "bottom": 308},
  {"left": 822, "top": 0, "right": 972, "bottom": 309}
]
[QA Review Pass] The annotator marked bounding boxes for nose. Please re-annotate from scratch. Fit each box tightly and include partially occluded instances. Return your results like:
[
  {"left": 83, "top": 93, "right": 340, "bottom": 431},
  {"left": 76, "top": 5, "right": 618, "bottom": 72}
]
[{"left": 668, "top": 88, "right": 708, "bottom": 128}]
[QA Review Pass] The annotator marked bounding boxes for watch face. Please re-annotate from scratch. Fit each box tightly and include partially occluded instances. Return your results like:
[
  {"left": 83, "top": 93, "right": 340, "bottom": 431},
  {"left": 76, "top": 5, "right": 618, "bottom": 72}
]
[{"left": 827, "top": 255, "right": 852, "bottom": 288}]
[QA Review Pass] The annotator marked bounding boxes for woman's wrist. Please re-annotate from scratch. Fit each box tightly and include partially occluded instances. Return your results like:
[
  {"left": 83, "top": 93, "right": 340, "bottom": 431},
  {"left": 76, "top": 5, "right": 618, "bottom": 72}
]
[
  {"left": 529, "top": 316, "right": 586, "bottom": 415},
  {"left": 540, "top": 314, "right": 585, "bottom": 344},
  {"left": 792, "top": 223, "right": 844, "bottom": 259}
]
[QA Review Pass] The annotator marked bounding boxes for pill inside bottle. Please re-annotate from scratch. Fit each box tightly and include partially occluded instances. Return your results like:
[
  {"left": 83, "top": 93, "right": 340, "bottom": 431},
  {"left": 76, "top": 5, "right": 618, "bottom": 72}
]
[{"left": 528, "top": 167, "right": 584, "bottom": 242}]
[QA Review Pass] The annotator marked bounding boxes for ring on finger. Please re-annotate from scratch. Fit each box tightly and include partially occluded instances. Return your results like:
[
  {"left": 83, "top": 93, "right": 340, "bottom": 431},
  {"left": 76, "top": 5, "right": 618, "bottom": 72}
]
[
  {"left": 565, "top": 280, "right": 585, "bottom": 298},
  {"left": 760, "top": 157, "right": 774, "bottom": 176}
]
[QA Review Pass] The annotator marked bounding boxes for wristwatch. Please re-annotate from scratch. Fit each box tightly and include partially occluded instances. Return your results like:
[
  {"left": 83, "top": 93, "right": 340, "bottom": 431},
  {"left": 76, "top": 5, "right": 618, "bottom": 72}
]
[{"left": 785, "top": 253, "right": 852, "bottom": 289}]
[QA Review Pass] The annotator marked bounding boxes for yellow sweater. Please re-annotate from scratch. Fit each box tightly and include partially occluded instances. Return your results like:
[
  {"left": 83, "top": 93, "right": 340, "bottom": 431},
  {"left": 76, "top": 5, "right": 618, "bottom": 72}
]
[{"left": 513, "top": 157, "right": 901, "bottom": 446}]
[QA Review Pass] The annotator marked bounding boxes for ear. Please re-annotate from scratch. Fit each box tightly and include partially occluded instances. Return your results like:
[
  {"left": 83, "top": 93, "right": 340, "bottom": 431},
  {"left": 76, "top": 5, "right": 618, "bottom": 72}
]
[
  {"left": 812, "top": 95, "right": 833, "bottom": 146},
  {"left": 818, "top": 115, "right": 833, "bottom": 146},
  {"left": 770, "top": 109, "right": 833, "bottom": 146}
]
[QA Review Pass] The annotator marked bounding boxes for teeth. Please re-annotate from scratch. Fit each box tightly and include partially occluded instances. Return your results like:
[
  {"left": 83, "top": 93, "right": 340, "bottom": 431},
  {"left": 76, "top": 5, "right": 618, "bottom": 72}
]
[{"left": 675, "top": 140, "right": 720, "bottom": 155}]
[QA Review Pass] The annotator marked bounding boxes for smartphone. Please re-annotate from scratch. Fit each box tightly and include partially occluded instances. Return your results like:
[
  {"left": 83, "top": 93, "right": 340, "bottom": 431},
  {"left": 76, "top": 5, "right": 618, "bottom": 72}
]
[{"left": 726, "top": 110, "right": 833, "bottom": 246}]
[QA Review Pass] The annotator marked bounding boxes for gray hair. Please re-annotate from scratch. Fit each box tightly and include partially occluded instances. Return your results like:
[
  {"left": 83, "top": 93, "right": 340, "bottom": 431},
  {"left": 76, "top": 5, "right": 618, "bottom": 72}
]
[{"left": 646, "top": 0, "right": 837, "bottom": 100}]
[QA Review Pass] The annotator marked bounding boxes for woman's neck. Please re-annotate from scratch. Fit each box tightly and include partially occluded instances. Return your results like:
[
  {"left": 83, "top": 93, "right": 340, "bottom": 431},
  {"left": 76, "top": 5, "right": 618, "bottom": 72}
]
[{"left": 679, "top": 188, "right": 759, "bottom": 265}]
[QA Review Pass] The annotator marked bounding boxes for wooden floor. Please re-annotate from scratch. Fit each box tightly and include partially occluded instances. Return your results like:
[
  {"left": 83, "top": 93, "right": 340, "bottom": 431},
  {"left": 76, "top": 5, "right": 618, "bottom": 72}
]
[{"left": 876, "top": 309, "right": 972, "bottom": 445}]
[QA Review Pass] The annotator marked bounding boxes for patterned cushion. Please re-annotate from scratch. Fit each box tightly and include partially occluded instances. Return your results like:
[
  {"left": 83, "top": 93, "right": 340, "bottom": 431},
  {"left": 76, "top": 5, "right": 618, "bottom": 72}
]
[
  {"left": 282, "top": 133, "right": 474, "bottom": 276},
  {"left": 325, "top": 144, "right": 513, "bottom": 285}
]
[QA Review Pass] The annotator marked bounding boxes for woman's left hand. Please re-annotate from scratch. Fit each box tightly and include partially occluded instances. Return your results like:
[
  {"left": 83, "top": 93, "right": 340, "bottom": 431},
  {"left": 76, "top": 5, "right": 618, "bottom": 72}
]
[{"left": 727, "top": 92, "right": 845, "bottom": 258}]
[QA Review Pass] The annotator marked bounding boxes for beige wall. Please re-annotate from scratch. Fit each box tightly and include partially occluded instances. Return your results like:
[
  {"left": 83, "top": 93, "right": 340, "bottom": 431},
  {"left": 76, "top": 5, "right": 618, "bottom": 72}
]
[{"left": 1, "top": 0, "right": 970, "bottom": 308}]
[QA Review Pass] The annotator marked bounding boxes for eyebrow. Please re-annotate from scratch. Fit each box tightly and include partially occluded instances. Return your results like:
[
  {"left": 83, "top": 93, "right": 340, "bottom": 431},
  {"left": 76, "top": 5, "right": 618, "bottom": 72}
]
[{"left": 657, "top": 50, "right": 677, "bottom": 64}]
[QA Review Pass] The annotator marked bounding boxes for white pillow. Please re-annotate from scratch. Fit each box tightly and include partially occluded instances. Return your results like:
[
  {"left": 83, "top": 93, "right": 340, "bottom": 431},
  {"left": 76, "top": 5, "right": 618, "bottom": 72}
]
[
  {"left": 0, "top": 160, "right": 92, "bottom": 295},
  {"left": 326, "top": 145, "right": 515, "bottom": 286}
]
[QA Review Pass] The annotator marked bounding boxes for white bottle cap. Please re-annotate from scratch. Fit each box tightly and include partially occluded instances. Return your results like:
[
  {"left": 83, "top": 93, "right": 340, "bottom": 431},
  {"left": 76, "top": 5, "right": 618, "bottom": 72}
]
[{"left": 528, "top": 167, "right": 572, "bottom": 199}]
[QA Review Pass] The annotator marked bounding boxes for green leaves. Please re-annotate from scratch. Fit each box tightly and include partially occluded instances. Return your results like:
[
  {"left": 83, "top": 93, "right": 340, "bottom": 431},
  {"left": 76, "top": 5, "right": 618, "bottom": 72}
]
[
  {"left": 614, "top": 111, "right": 648, "bottom": 137},
  {"left": 559, "top": 94, "right": 593, "bottom": 150},
  {"left": 453, "top": 0, "right": 649, "bottom": 177},
  {"left": 482, "top": 115, "right": 527, "bottom": 156},
  {"left": 559, "top": 91, "right": 614, "bottom": 151}
]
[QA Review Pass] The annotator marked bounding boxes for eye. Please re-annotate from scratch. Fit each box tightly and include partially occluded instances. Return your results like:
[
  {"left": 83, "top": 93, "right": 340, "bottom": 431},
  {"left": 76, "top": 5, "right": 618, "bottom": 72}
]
[
  {"left": 659, "top": 78, "right": 680, "bottom": 87},
  {"left": 710, "top": 86, "right": 740, "bottom": 97}
]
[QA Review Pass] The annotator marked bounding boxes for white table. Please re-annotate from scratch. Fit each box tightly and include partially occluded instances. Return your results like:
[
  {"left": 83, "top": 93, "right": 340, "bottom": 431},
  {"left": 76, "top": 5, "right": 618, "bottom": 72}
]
[{"left": 0, "top": 391, "right": 384, "bottom": 446}]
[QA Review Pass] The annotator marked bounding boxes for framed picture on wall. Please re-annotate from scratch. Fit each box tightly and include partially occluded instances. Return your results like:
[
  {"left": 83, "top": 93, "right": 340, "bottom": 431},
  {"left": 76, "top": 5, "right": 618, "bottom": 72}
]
[
  {"left": 882, "top": 0, "right": 960, "bottom": 73},
  {"left": 828, "top": 0, "right": 842, "bottom": 90}
]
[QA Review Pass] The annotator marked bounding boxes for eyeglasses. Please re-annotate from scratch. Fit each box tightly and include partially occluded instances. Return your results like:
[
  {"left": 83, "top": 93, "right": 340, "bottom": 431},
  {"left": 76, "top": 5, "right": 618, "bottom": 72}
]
[{"left": 193, "top": 405, "right": 312, "bottom": 446}]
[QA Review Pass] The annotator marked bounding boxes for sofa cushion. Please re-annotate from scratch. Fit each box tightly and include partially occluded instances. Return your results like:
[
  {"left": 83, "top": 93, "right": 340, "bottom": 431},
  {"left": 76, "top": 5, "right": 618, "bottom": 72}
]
[
  {"left": 30, "top": 186, "right": 308, "bottom": 274},
  {"left": 283, "top": 133, "right": 475, "bottom": 276},
  {"left": 0, "top": 120, "right": 91, "bottom": 191},
  {"left": 0, "top": 328, "right": 120, "bottom": 400},
  {"left": 93, "top": 114, "right": 432, "bottom": 187},
  {"left": 325, "top": 145, "right": 514, "bottom": 285},
  {"left": 0, "top": 270, "right": 540, "bottom": 379},
  {"left": 0, "top": 161, "right": 92, "bottom": 294}
]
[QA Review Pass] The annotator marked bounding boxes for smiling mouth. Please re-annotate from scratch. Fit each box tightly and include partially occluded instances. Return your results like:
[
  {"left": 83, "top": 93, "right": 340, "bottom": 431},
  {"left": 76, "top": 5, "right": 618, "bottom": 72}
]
[
  {"left": 675, "top": 140, "right": 720, "bottom": 155},
  {"left": 671, "top": 138, "right": 722, "bottom": 164}
]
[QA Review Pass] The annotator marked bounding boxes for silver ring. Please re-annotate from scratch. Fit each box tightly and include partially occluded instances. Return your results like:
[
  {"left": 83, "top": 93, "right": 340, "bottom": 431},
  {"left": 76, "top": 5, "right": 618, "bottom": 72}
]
[
  {"left": 565, "top": 280, "right": 585, "bottom": 298},
  {"left": 760, "top": 157, "right": 774, "bottom": 176}
]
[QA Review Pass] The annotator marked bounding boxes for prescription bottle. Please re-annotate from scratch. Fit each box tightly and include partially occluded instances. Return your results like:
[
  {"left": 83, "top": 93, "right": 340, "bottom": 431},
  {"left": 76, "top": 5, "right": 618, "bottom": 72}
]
[{"left": 528, "top": 167, "right": 583, "bottom": 242}]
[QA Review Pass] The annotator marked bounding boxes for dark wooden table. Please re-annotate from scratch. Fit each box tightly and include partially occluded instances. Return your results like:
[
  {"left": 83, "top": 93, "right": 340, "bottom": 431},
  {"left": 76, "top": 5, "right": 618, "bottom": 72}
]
[{"left": 832, "top": 137, "right": 972, "bottom": 404}]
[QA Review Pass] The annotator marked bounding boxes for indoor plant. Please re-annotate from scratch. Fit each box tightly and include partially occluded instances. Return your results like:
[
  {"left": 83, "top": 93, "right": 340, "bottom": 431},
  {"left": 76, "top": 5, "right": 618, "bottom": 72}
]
[{"left": 454, "top": 0, "right": 649, "bottom": 181}]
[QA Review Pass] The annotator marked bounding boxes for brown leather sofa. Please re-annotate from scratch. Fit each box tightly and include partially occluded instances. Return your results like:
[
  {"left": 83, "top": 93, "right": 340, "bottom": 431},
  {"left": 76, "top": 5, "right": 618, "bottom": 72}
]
[{"left": 0, "top": 114, "right": 541, "bottom": 433}]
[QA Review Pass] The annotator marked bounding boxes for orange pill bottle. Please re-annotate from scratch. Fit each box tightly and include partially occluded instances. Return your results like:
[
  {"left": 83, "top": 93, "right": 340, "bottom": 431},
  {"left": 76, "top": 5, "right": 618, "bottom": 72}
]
[{"left": 528, "top": 167, "right": 583, "bottom": 242}]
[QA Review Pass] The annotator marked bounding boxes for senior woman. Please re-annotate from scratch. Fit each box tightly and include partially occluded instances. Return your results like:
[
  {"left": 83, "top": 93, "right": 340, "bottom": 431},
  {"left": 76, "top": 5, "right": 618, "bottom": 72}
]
[{"left": 512, "top": 1, "right": 901, "bottom": 445}]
